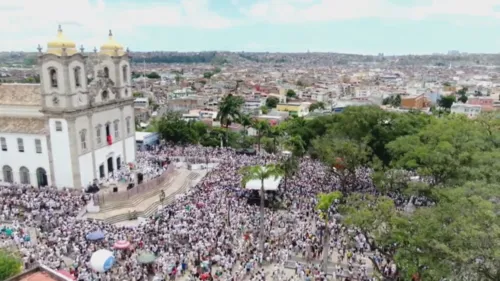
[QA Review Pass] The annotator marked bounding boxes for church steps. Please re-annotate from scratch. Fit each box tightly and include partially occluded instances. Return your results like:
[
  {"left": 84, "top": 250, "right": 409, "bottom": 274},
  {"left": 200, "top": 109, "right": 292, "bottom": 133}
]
[
  {"left": 88, "top": 171, "right": 199, "bottom": 224},
  {"left": 98, "top": 170, "right": 182, "bottom": 212},
  {"left": 102, "top": 179, "right": 190, "bottom": 224}
]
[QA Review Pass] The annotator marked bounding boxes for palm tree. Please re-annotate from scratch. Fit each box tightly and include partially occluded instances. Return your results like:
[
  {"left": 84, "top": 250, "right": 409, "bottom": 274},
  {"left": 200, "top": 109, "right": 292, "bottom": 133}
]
[
  {"left": 252, "top": 120, "right": 270, "bottom": 153},
  {"left": 238, "top": 114, "right": 253, "bottom": 135},
  {"left": 217, "top": 94, "right": 244, "bottom": 130},
  {"left": 217, "top": 94, "right": 245, "bottom": 144},
  {"left": 240, "top": 164, "right": 284, "bottom": 254},
  {"left": 316, "top": 191, "right": 343, "bottom": 272},
  {"left": 279, "top": 155, "right": 298, "bottom": 192},
  {"left": 283, "top": 135, "right": 306, "bottom": 156}
]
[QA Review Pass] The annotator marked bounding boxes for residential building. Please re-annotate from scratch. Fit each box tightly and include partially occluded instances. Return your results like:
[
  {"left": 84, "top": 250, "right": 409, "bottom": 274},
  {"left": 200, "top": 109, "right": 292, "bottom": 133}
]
[
  {"left": 467, "top": 96, "right": 495, "bottom": 111},
  {"left": 401, "top": 94, "right": 429, "bottom": 109},
  {"left": 276, "top": 103, "right": 309, "bottom": 117},
  {"left": 451, "top": 103, "right": 482, "bottom": 118}
]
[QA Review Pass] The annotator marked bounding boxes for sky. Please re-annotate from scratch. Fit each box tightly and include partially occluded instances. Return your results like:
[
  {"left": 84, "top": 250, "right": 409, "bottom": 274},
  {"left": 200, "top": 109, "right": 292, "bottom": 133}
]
[{"left": 2, "top": 0, "right": 500, "bottom": 55}]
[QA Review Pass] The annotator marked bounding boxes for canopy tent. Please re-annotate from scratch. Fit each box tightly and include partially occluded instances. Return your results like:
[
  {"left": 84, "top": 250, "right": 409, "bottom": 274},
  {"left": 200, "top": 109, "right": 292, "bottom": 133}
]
[{"left": 244, "top": 176, "right": 282, "bottom": 191}]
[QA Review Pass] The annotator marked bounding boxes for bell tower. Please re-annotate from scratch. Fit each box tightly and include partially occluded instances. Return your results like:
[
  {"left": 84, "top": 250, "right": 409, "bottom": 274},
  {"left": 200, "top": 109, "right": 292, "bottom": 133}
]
[
  {"left": 94, "top": 30, "right": 132, "bottom": 103},
  {"left": 38, "top": 25, "right": 88, "bottom": 112}
]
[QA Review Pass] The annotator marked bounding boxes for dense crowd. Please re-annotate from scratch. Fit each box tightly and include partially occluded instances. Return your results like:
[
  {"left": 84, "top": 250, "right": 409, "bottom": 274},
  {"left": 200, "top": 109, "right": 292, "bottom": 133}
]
[{"left": 0, "top": 145, "right": 411, "bottom": 281}]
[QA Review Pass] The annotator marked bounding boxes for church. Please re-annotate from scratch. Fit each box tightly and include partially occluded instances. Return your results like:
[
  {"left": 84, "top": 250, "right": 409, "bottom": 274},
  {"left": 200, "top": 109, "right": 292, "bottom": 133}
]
[{"left": 0, "top": 26, "right": 136, "bottom": 189}]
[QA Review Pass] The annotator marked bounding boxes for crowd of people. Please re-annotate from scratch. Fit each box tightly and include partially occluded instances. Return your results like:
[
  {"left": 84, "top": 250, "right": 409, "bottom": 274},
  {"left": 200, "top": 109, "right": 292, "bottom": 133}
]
[{"left": 0, "top": 145, "right": 410, "bottom": 281}]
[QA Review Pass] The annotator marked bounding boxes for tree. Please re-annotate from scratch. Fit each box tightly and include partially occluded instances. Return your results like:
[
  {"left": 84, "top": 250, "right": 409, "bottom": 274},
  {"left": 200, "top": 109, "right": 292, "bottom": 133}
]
[
  {"left": 240, "top": 164, "right": 284, "bottom": 254},
  {"left": 458, "top": 93, "right": 468, "bottom": 103},
  {"left": 382, "top": 95, "right": 402, "bottom": 107},
  {"left": 217, "top": 94, "right": 245, "bottom": 132},
  {"left": 387, "top": 115, "right": 489, "bottom": 188},
  {"left": 316, "top": 192, "right": 343, "bottom": 272},
  {"left": 156, "top": 112, "right": 197, "bottom": 145},
  {"left": 286, "top": 89, "right": 297, "bottom": 98},
  {"left": 438, "top": 95, "right": 456, "bottom": 109},
  {"left": 279, "top": 155, "right": 299, "bottom": 192},
  {"left": 0, "top": 249, "right": 22, "bottom": 280},
  {"left": 260, "top": 105, "right": 269, "bottom": 114},
  {"left": 238, "top": 114, "right": 253, "bottom": 134},
  {"left": 146, "top": 72, "right": 161, "bottom": 79},
  {"left": 309, "top": 101, "right": 326, "bottom": 112},
  {"left": 203, "top": 72, "right": 214, "bottom": 79},
  {"left": 266, "top": 96, "right": 279, "bottom": 108},
  {"left": 313, "top": 136, "right": 371, "bottom": 193},
  {"left": 443, "top": 81, "right": 451, "bottom": 87},
  {"left": 340, "top": 193, "right": 401, "bottom": 279},
  {"left": 253, "top": 120, "right": 270, "bottom": 152}
]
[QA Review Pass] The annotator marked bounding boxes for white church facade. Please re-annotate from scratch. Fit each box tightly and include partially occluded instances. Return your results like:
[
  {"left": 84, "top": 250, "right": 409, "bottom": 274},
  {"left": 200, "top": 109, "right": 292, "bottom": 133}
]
[{"left": 0, "top": 26, "right": 136, "bottom": 189}]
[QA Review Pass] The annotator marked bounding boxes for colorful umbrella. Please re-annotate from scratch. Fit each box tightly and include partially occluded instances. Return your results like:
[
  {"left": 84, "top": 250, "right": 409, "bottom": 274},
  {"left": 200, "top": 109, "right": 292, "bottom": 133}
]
[
  {"left": 113, "top": 240, "right": 131, "bottom": 249},
  {"left": 86, "top": 231, "right": 105, "bottom": 241},
  {"left": 137, "top": 252, "right": 156, "bottom": 264}
]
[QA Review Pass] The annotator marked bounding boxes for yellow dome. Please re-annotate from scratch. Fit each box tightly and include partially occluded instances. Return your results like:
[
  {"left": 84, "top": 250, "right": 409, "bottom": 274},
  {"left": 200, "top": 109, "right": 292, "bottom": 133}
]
[
  {"left": 46, "top": 25, "right": 77, "bottom": 56},
  {"left": 100, "top": 30, "right": 125, "bottom": 56}
]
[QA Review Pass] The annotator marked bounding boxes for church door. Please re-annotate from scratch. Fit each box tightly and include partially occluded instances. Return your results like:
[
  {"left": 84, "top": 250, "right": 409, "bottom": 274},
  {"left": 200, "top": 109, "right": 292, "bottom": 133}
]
[
  {"left": 116, "top": 157, "right": 121, "bottom": 170},
  {"left": 99, "top": 164, "right": 105, "bottom": 179},
  {"left": 107, "top": 157, "right": 113, "bottom": 174},
  {"left": 36, "top": 168, "right": 48, "bottom": 187}
]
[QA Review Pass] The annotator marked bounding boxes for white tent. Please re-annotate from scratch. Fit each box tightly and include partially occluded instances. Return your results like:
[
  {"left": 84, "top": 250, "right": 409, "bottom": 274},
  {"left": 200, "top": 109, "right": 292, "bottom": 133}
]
[{"left": 244, "top": 176, "right": 282, "bottom": 191}]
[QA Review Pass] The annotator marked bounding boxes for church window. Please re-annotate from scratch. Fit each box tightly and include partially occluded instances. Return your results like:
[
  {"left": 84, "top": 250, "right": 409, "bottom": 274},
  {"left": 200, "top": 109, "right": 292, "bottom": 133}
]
[
  {"left": 2, "top": 165, "right": 13, "bottom": 183},
  {"left": 49, "top": 68, "right": 58, "bottom": 88},
  {"left": 102, "top": 90, "right": 109, "bottom": 101},
  {"left": 122, "top": 65, "right": 128, "bottom": 82},
  {"left": 96, "top": 125, "right": 102, "bottom": 144},
  {"left": 0, "top": 137, "right": 6, "bottom": 151},
  {"left": 104, "top": 67, "right": 109, "bottom": 78},
  {"left": 114, "top": 120, "right": 120, "bottom": 138},
  {"left": 105, "top": 123, "right": 111, "bottom": 138},
  {"left": 19, "top": 167, "right": 30, "bottom": 184},
  {"left": 80, "top": 130, "right": 87, "bottom": 151},
  {"left": 55, "top": 121, "right": 62, "bottom": 132},
  {"left": 17, "top": 138, "right": 24, "bottom": 152},
  {"left": 74, "top": 67, "right": 81, "bottom": 87},
  {"left": 126, "top": 117, "right": 131, "bottom": 134},
  {"left": 35, "top": 139, "right": 42, "bottom": 153}
]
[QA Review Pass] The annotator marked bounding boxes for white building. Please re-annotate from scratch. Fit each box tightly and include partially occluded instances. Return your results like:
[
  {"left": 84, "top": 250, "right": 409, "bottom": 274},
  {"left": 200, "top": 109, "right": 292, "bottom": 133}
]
[
  {"left": 450, "top": 103, "right": 482, "bottom": 118},
  {"left": 0, "top": 26, "right": 136, "bottom": 188}
]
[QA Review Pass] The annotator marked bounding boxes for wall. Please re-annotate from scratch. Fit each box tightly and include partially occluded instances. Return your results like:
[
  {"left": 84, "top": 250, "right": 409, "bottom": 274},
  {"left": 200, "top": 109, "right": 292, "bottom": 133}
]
[
  {"left": 78, "top": 152, "right": 93, "bottom": 186},
  {"left": 93, "top": 139, "right": 124, "bottom": 179},
  {"left": 125, "top": 136, "right": 136, "bottom": 163},
  {"left": 49, "top": 118, "right": 74, "bottom": 187},
  {"left": 0, "top": 133, "right": 51, "bottom": 186}
]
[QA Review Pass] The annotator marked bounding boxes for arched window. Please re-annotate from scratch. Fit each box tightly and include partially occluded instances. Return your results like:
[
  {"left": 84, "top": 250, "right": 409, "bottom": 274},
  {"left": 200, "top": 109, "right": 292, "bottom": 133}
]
[
  {"left": 104, "top": 67, "right": 109, "bottom": 78},
  {"left": 102, "top": 90, "right": 109, "bottom": 101},
  {"left": 122, "top": 65, "right": 128, "bottom": 82},
  {"left": 49, "top": 68, "right": 58, "bottom": 88},
  {"left": 96, "top": 125, "right": 102, "bottom": 144},
  {"left": 19, "top": 166, "right": 30, "bottom": 184},
  {"left": 113, "top": 120, "right": 120, "bottom": 138},
  {"left": 80, "top": 129, "right": 87, "bottom": 151},
  {"left": 74, "top": 66, "right": 81, "bottom": 87},
  {"left": 2, "top": 165, "right": 13, "bottom": 183}
]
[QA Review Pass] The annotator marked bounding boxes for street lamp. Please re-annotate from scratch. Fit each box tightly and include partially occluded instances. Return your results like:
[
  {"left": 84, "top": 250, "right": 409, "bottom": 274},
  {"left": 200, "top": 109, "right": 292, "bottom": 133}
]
[{"left": 159, "top": 190, "right": 166, "bottom": 210}]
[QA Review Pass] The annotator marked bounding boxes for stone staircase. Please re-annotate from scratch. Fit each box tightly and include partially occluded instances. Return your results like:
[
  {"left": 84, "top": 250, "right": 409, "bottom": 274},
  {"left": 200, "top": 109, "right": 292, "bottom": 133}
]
[
  {"left": 98, "top": 170, "right": 180, "bottom": 212},
  {"left": 88, "top": 171, "right": 200, "bottom": 224}
]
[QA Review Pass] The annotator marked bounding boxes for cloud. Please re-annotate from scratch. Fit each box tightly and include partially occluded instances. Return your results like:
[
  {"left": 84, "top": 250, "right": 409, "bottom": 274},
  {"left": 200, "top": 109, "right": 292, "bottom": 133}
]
[
  {"left": 242, "top": 0, "right": 500, "bottom": 23},
  {"left": 0, "top": 0, "right": 234, "bottom": 51}
]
